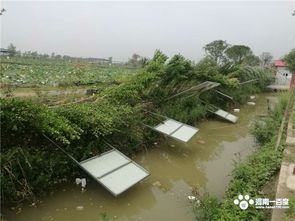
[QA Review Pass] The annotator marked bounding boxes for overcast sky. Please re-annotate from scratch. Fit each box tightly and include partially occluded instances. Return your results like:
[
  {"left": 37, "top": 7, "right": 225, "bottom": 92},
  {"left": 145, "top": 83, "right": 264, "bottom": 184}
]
[{"left": 0, "top": 1, "right": 294, "bottom": 62}]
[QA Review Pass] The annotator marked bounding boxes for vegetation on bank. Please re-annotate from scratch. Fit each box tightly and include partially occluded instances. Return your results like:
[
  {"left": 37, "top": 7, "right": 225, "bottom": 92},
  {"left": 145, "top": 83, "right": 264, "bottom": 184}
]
[
  {"left": 1, "top": 41, "right": 274, "bottom": 204},
  {"left": 285, "top": 196, "right": 295, "bottom": 220},
  {"left": 192, "top": 93, "right": 289, "bottom": 221}
]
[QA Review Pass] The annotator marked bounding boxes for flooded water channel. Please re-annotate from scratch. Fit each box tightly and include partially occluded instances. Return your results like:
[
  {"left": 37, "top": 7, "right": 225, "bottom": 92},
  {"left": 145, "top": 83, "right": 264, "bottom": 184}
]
[{"left": 4, "top": 93, "right": 272, "bottom": 221}]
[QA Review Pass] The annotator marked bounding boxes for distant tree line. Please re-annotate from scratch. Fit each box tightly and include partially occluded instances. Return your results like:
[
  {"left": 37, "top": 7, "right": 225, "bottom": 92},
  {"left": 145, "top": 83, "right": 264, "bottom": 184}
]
[
  {"left": 2, "top": 41, "right": 276, "bottom": 69},
  {"left": 127, "top": 53, "right": 149, "bottom": 68},
  {"left": 1, "top": 43, "right": 114, "bottom": 64},
  {"left": 203, "top": 40, "right": 273, "bottom": 67}
]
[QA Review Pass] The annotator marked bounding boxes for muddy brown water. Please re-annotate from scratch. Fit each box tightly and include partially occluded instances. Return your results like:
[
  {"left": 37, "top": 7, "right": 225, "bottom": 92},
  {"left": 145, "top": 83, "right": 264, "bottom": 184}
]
[{"left": 3, "top": 93, "right": 272, "bottom": 221}]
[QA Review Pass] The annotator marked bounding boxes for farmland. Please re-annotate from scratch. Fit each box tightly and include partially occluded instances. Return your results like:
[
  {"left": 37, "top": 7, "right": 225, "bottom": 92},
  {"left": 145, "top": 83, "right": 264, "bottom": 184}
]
[{"left": 0, "top": 57, "right": 136, "bottom": 88}]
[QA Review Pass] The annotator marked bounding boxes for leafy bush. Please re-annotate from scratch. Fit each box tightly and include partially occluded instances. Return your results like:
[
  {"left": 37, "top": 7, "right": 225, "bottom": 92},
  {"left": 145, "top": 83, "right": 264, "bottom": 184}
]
[
  {"left": 1, "top": 98, "right": 81, "bottom": 147},
  {"left": 192, "top": 193, "right": 220, "bottom": 221},
  {"left": 0, "top": 99, "right": 84, "bottom": 202},
  {"left": 285, "top": 197, "right": 295, "bottom": 219}
]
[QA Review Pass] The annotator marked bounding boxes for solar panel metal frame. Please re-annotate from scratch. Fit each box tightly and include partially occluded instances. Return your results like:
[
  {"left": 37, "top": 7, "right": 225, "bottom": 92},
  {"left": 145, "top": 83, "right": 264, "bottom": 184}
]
[{"left": 79, "top": 149, "right": 150, "bottom": 196}]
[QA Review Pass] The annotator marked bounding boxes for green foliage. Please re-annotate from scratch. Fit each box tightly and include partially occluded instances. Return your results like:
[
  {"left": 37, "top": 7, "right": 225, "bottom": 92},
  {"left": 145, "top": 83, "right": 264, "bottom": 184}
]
[
  {"left": 162, "top": 54, "right": 194, "bottom": 84},
  {"left": 284, "top": 49, "right": 295, "bottom": 73},
  {"left": 56, "top": 101, "right": 134, "bottom": 137},
  {"left": 105, "top": 70, "right": 159, "bottom": 105},
  {"left": 292, "top": 111, "right": 295, "bottom": 128},
  {"left": 0, "top": 60, "right": 136, "bottom": 86},
  {"left": 99, "top": 212, "right": 109, "bottom": 221},
  {"left": 203, "top": 40, "right": 229, "bottom": 65},
  {"left": 225, "top": 45, "right": 253, "bottom": 65},
  {"left": 194, "top": 57, "right": 237, "bottom": 87},
  {"left": 55, "top": 100, "right": 145, "bottom": 153},
  {"left": 225, "top": 66, "right": 273, "bottom": 103},
  {"left": 250, "top": 92, "right": 288, "bottom": 145},
  {"left": 285, "top": 197, "right": 295, "bottom": 219},
  {"left": 160, "top": 97, "right": 206, "bottom": 124},
  {"left": 0, "top": 98, "right": 143, "bottom": 203},
  {"left": 192, "top": 193, "right": 220, "bottom": 221},
  {"left": 1, "top": 98, "right": 81, "bottom": 148},
  {"left": 144, "top": 49, "right": 168, "bottom": 73},
  {"left": 243, "top": 54, "right": 260, "bottom": 66}
]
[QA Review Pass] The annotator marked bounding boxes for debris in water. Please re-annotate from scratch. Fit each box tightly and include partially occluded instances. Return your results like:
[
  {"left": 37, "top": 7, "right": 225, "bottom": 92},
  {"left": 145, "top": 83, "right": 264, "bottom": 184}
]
[
  {"left": 250, "top": 95, "right": 255, "bottom": 99},
  {"left": 188, "top": 195, "right": 196, "bottom": 201},
  {"left": 81, "top": 178, "right": 86, "bottom": 188},
  {"left": 197, "top": 140, "right": 206, "bottom": 144},
  {"left": 76, "top": 206, "right": 84, "bottom": 211},
  {"left": 16, "top": 207, "right": 22, "bottom": 214},
  {"left": 152, "top": 181, "right": 162, "bottom": 187},
  {"left": 154, "top": 142, "right": 158, "bottom": 145},
  {"left": 170, "top": 144, "right": 175, "bottom": 147},
  {"left": 76, "top": 178, "right": 87, "bottom": 192},
  {"left": 247, "top": 102, "right": 255, "bottom": 106},
  {"left": 233, "top": 108, "right": 240, "bottom": 113},
  {"left": 182, "top": 153, "right": 188, "bottom": 157}
]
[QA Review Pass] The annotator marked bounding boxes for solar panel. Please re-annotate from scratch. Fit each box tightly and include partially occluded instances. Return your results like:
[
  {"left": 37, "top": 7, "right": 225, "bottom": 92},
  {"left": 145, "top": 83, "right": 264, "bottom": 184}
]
[
  {"left": 79, "top": 149, "right": 149, "bottom": 196},
  {"left": 215, "top": 109, "right": 229, "bottom": 118},
  {"left": 171, "top": 125, "right": 199, "bottom": 142},
  {"left": 154, "top": 119, "right": 182, "bottom": 135},
  {"left": 99, "top": 163, "right": 149, "bottom": 196},
  {"left": 80, "top": 150, "right": 130, "bottom": 178},
  {"left": 153, "top": 119, "right": 199, "bottom": 142},
  {"left": 214, "top": 109, "right": 238, "bottom": 123}
]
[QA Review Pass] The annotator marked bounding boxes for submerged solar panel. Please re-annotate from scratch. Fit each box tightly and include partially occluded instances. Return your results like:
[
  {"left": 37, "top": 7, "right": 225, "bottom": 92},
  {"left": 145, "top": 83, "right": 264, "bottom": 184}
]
[
  {"left": 79, "top": 149, "right": 149, "bottom": 196},
  {"left": 153, "top": 119, "right": 199, "bottom": 142},
  {"left": 171, "top": 125, "right": 199, "bottom": 142},
  {"left": 99, "top": 163, "right": 149, "bottom": 196},
  {"left": 214, "top": 109, "right": 238, "bottom": 123}
]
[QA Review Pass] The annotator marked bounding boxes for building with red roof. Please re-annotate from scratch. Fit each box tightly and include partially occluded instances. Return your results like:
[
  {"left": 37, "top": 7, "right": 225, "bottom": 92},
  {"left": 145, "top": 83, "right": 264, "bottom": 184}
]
[
  {"left": 274, "top": 60, "right": 287, "bottom": 67},
  {"left": 274, "top": 59, "right": 292, "bottom": 86}
]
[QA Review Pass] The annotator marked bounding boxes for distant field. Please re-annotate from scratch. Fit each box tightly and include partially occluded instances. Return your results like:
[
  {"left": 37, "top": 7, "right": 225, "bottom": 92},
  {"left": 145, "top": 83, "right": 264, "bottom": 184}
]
[{"left": 0, "top": 57, "right": 137, "bottom": 87}]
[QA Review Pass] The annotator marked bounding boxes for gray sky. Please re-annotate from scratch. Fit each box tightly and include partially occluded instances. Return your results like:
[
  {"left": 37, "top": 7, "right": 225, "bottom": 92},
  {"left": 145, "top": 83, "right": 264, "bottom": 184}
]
[{"left": 1, "top": 1, "right": 295, "bottom": 62}]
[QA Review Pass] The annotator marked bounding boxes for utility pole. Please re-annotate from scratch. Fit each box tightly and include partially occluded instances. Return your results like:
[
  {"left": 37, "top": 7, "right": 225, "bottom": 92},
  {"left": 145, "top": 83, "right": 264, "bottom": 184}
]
[{"left": 293, "top": 10, "right": 295, "bottom": 16}]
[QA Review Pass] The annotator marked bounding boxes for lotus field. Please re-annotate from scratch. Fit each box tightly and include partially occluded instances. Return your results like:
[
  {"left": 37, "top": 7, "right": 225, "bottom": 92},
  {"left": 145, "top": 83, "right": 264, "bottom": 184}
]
[{"left": 0, "top": 59, "right": 136, "bottom": 86}]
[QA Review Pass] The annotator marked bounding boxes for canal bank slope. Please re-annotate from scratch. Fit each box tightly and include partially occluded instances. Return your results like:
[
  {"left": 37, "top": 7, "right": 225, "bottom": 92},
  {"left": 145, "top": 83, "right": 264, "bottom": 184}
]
[{"left": 271, "top": 105, "right": 295, "bottom": 221}]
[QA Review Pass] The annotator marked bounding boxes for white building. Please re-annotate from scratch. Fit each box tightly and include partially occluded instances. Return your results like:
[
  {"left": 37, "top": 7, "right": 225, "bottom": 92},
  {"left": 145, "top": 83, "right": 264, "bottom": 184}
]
[{"left": 274, "top": 60, "right": 292, "bottom": 85}]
